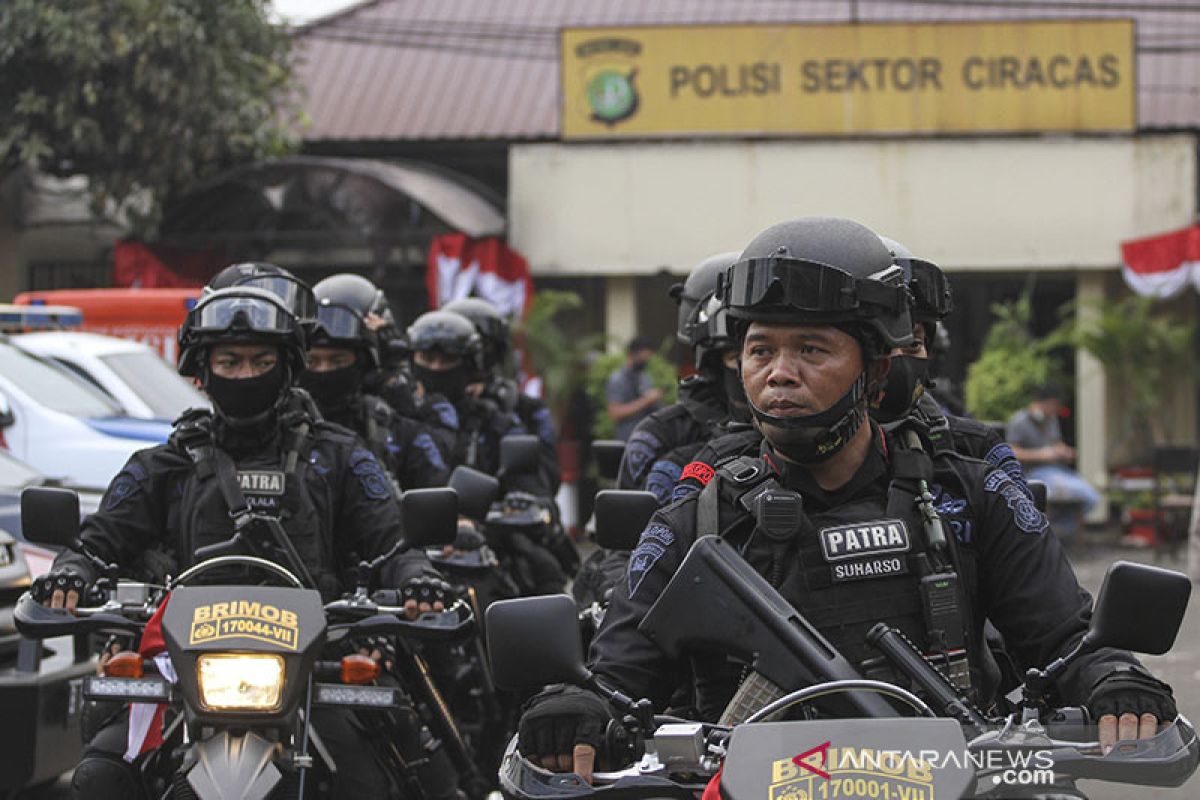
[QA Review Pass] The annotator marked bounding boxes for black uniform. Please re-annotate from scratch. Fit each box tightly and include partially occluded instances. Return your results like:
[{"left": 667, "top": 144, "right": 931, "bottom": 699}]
[
  {"left": 321, "top": 391, "right": 452, "bottom": 490},
  {"left": 54, "top": 394, "right": 446, "bottom": 799},
  {"left": 488, "top": 376, "right": 562, "bottom": 497},
  {"left": 451, "top": 394, "right": 531, "bottom": 485},
  {"left": 592, "top": 423, "right": 1143, "bottom": 721},
  {"left": 617, "top": 375, "right": 731, "bottom": 504}
]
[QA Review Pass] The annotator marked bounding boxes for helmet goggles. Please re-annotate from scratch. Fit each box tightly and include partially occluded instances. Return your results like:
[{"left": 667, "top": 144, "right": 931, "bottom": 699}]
[
  {"left": 723, "top": 257, "right": 907, "bottom": 318},
  {"left": 907, "top": 259, "right": 954, "bottom": 320},
  {"left": 189, "top": 289, "right": 298, "bottom": 337},
  {"left": 313, "top": 300, "right": 366, "bottom": 342},
  {"left": 235, "top": 274, "right": 317, "bottom": 323}
]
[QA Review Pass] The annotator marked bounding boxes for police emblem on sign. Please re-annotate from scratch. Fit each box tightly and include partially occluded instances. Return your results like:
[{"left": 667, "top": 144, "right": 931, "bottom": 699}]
[{"left": 819, "top": 519, "right": 911, "bottom": 583}]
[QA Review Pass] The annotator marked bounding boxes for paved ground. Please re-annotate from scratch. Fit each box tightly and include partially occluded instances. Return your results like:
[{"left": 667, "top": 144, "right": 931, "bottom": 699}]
[{"left": 24, "top": 535, "right": 1200, "bottom": 799}]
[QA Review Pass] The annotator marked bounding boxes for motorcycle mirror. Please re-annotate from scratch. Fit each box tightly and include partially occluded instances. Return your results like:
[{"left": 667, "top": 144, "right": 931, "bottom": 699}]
[
  {"left": 594, "top": 490, "right": 659, "bottom": 551},
  {"left": 401, "top": 488, "right": 459, "bottom": 548},
  {"left": 1027, "top": 480, "right": 1048, "bottom": 513},
  {"left": 500, "top": 434, "right": 540, "bottom": 474},
  {"left": 448, "top": 466, "right": 500, "bottom": 522},
  {"left": 20, "top": 486, "right": 80, "bottom": 549},
  {"left": 1083, "top": 560, "right": 1191, "bottom": 655},
  {"left": 592, "top": 440, "right": 625, "bottom": 481},
  {"left": 486, "top": 594, "right": 590, "bottom": 690}
]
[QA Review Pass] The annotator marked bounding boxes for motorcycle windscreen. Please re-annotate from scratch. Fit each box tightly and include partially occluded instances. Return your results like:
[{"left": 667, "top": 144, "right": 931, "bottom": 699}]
[{"left": 720, "top": 718, "right": 972, "bottom": 800}]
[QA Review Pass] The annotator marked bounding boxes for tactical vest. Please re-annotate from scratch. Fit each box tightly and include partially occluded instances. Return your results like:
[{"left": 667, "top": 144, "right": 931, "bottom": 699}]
[
  {"left": 171, "top": 409, "right": 342, "bottom": 598},
  {"left": 693, "top": 426, "right": 986, "bottom": 707}
]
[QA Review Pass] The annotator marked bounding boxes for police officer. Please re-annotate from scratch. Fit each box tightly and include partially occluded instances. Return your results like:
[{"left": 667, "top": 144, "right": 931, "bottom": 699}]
[
  {"left": 407, "top": 309, "right": 529, "bottom": 485},
  {"left": 518, "top": 217, "right": 1176, "bottom": 783},
  {"left": 443, "top": 296, "right": 562, "bottom": 496},
  {"left": 303, "top": 274, "right": 454, "bottom": 489},
  {"left": 617, "top": 252, "right": 750, "bottom": 504},
  {"left": 36, "top": 285, "right": 452, "bottom": 799},
  {"left": 873, "top": 237, "right": 1027, "bottom": 486}
]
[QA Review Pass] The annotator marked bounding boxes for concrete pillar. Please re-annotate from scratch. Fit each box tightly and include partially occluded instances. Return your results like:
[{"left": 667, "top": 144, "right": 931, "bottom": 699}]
[
  {"left": 605, "top": 275, "right": 637, "bottom": 354},
  {"left": 1075, "top": 271, "right": 1108, "bottom": 524}
]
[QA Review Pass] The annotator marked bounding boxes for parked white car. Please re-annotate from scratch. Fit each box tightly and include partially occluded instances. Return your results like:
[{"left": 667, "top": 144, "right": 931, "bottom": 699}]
[
  {"left": 15, "top": 331, "right": 207, "bottom": 421},
  {"left": 0, "top": 337, "right": 170, "bottom": 491}
]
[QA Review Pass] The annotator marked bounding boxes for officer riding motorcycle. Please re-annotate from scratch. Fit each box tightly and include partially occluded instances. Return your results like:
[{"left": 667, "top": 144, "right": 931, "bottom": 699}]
[
  {"left": 617, "top": 251, "right": 751, "bottom": 503},
  {"left": 303, "top": 274, "right": 454, "bottom": 490},
  {"left": 443, "top": 296, "right": 562, "bottom": 497},
  {"left": 32, "top": 284, "right": 457, "bottom": 799},
  {"left": 515, "top": 216, "right": 1176, "bottom": 784}
]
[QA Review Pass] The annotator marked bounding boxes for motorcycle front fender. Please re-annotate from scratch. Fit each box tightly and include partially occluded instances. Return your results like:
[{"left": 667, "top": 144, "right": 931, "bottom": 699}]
[{"left": 183, "top": 729, "right": 282, "bottom": 800}]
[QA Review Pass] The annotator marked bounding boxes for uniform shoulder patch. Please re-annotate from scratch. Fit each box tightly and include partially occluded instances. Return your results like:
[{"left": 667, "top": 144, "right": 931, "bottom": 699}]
[
  {"left": 623, "top": 429, "right": 663, "bottom": 484},
  {"left": 627, "top": 523, "right": 675, "bottom": 598},
  {"left": 103, "top": 468, "right": 146, "bottom": 511},
  {"left": 680, "top": 461, "right": 716, "bottom": 486},
  {"left": 645, "top": 460, "right": 683, "bottom": 505},
  {"left": 350, "top": 447, "right": 394, "bottom": 501},
  {"left": 984, "top": 470, "right": 1048, "bottom": 535},
  {"left": 411, "top": 431, "right": 447, "bottom": 472},
  {"left": 429, "top": 400, "right": 459, "bottom": 431}
]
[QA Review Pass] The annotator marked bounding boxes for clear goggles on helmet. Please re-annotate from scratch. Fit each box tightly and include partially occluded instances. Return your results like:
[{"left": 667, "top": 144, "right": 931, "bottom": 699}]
[
  {"left": 189, "top": 290, "right": 298, "bottom": 336},
  {"left": 312, "top": 301, "right": 367, "bottom": 342},
  {"left": 235, "top": 275, "right": 317, "bottom": 323},
  {"left": 722, "top": 258, "right": 907, "bottom": 315},
  {"left": 907, "top": 259, "right": 954, "bottom": 320}
]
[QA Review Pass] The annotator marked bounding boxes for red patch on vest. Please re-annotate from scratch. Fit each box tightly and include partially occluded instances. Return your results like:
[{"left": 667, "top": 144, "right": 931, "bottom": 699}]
[{"left": 681, "top": 461, "right": 716, "bottom": 486}]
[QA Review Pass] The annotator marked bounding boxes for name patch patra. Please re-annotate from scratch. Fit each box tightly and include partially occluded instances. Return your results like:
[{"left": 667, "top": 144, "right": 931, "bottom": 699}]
[
  {"left": 237, "top": 471, "right": 286, "bottom": 495},
  {"left": 819, "top": 518, "right": 912, "bottom": 583}
]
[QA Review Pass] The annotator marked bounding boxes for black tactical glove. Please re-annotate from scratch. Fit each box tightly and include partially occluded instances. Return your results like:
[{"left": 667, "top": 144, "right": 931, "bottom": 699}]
[
  {"left": 402, "top": 574, "right": 454, "bottom": 608},
  {"left": 30, "top": 570, "right": 89, "bottom": 605},
  {"left": 518, "top": 684, "right": 612, "bottom": 759},
  {"left": 1087, "top": 670, "right": 1177, "bottom": 723},
  {"left": 454, "top": 522, "right": 486, "bottom": 551}
]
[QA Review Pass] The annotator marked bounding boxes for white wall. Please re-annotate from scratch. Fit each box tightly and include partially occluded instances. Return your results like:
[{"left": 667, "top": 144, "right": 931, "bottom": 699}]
[{"left": 510, "top": 136, "right": 1196, "bottom": 275}]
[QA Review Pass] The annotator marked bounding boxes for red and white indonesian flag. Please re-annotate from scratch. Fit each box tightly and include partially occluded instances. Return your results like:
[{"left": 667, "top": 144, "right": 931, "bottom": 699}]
[
  {"left": 125, "top": 592, "right": 176, "bottom": 762},
  {"left": 426, "top": 234, "right": 534, "bottom": 320},
  {"left": 1120, "top": 224, "right": 1200, "bottom": 299}
]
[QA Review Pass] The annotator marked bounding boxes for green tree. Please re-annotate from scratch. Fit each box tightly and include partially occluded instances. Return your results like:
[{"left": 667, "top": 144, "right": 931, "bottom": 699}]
[
  {"left": 585, "top": 345, "right": 677, "bottom": 440},
  {"left": 964, "top": 295, "right": 1063, "bottom": 422},
  {"left": 1068, "top": 295, "right": 1195, "bottom": 459},
  {"left": 1, "top": 0, "right": 298, "bottom": 234},
  {"left": 516, "top": 290, "right": 607, "bottom": 427}
]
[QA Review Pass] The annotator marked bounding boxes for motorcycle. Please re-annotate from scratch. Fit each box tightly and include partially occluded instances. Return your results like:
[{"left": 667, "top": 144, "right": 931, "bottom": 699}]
[
  {"left": 14, "top": 484, "right": 479, "bottom": 800},
  {"left": 484, "top": 535, "right": 1198, "bottom": 800}
]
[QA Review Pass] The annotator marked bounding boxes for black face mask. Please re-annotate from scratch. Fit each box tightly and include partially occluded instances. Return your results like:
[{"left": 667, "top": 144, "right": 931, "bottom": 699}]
[
  {"left": 413, "top": 363, "right": 470, "bottom": 403},
  {"left": 870, "top": 355, "right": 930, "bottom": 425},
  {"left": 299, "top": 365, "right": 362, "bottom": 413},
  {"left": 206, "top": 362, "right": 287, "bottom": 422},
  {"left": 630, "top": 359, "right": 649, "bottom": 373}
]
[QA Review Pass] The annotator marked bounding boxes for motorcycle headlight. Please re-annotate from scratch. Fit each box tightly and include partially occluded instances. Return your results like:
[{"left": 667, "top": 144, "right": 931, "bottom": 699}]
[{"left": 196, "top": 654, "right": 285, "bottom": 711}]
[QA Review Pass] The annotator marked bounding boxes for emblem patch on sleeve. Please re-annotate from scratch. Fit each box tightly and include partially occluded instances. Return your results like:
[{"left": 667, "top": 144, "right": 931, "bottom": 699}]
[
  {"left": 985, "top": 471, "right": 1048, "bottom": 535},
  {"left": 627, "top": 524, "right": 674, "bottom": 598},
  {"left": 623, "top": 430, "right": 662, "bottom": 484},
  {"left": 645, "top": 460, "right": 683, "bottom": 505},
  {"left": 350, "top": 448, "right": 394, "bottom": 501},
  {"left": 819, "top": 518, "right": 911, "bottom": 583}
]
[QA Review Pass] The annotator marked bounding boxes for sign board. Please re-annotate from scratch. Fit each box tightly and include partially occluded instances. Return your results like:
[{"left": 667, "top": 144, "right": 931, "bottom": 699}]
[{"left": 561, "top": 20, "right": 1135, "bottom": 138}]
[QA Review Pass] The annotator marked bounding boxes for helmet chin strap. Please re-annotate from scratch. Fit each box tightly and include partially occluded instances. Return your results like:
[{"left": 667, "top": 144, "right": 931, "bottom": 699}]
[{"left": 746, "top": 371, "right": 869, "bottom": 463}]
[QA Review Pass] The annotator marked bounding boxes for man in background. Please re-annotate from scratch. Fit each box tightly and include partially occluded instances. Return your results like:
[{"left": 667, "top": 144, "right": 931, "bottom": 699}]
[{"left": 605, "top": 337, "right": 663, "bottom": 440}]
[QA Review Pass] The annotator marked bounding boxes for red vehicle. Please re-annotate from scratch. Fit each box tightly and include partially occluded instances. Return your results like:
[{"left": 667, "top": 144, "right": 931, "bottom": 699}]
[{"left": 13, "top": 288, "right": 199, "bottom": 363}]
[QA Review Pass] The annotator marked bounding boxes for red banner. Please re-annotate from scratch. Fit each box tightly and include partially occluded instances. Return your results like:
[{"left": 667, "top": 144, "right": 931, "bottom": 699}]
[
  {"left": 426, "top": 234, "right": 534, "bottom": 319},
  {"left": 1120, "top": 225, "right": 1200, "bottom": 299},
  {"left": 112, "top": 240, "right": 217, "bottom": 289}
]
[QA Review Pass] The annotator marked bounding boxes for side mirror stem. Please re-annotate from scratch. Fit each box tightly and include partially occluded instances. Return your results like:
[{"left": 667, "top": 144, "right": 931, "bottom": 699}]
[
  {"left": 1021, "top": 636, "right": 1094, "bottom": 719},
  {"left": 585, "top": 672, "right": 657, "bottom": 735}
]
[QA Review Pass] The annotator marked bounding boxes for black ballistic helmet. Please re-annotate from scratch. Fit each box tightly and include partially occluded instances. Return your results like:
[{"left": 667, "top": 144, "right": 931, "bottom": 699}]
[
  {"left": 311, "top": 276, "right": 381, "bottom": 369},
  {"left": 672, "top": 252, "right": 740, "bottom": 369},
  {"left": 878, "top": 236, "right": 954, "bottom": 325},
  {"left": 178, "top": 287, "right": 307, "bottom": 378},
  {"left": 721, "top": 217, "right": 914, "bottom": 353},
  {"left": 205, "top": 262, "right": 317, "bottom": 326},
  {"left": 406, "top": 310, "right": 485, "bottom": 375},
  {"left": 442, "top": 297, "right": 510, "bottom": 372}
]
